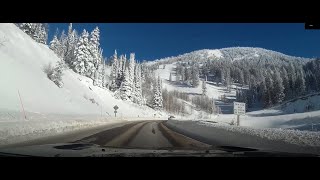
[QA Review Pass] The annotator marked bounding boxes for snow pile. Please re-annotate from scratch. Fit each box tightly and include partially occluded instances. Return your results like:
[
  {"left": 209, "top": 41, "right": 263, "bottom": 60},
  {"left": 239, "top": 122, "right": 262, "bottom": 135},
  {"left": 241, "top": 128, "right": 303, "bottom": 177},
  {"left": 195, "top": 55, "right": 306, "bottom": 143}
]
[
  {"left": 251, "top": 93, "right": 320, "bottom": 116},
  {"left": 199, "top": 121, "right": 320, "bottom": 147},
  {"left": 0, "top": 116, "right": 112, "bottom": 146}
]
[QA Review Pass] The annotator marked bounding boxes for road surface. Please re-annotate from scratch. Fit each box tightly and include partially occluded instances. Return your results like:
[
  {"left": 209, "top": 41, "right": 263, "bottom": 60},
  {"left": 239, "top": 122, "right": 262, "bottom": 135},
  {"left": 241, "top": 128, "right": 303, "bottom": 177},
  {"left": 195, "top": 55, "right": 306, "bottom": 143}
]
[
  {"left": 3, "top": 120, "right": 319, "bottom": 155},
  {"left": 3, "top": 120, "right": 210, "bottom": 150}
]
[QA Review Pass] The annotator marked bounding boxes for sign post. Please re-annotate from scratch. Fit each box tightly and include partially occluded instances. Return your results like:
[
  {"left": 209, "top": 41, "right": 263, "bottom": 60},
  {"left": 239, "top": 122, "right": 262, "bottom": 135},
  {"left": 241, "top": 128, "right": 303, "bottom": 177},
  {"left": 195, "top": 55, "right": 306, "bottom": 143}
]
[
  {"left": 233, "top": 102, "right": 246, "bottom": 126},
  {"left": 113, "top": 105, "right": 119, "bottom": 117}
]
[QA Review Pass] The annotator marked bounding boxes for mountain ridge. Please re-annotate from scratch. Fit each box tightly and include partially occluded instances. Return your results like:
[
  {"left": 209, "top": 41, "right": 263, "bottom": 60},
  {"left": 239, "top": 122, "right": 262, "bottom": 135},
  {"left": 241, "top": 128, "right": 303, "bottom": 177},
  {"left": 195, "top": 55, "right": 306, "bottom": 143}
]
[{"left": 145, "top": 47, "right": 313, "bottom": 65}]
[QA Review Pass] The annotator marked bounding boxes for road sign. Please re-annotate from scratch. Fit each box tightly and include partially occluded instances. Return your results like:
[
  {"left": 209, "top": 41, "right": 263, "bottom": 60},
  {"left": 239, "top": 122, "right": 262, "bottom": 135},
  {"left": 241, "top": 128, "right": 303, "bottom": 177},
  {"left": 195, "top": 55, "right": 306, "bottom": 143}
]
[
  {"left": 113, "top": 105, "right": 119, "bottom": 110},
  {"left": 234, "top": 102, "right": 246, "bottom": 115},
  {"left": 114, "top": 110, "right": 117, "bottom": 113}
]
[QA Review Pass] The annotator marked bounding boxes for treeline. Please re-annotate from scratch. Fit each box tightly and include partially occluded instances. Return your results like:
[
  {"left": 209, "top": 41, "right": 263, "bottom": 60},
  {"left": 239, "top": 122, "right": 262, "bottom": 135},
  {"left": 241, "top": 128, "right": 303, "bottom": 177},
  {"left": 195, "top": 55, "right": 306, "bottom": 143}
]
[
  {"left": 162, "top": 89, "right": 187, "bottom": 115},
  {"left": 48, "top": 24, "right": 107, "bottom": 88},
  {"left": 192, "top": 95, "right": 216, "bottom": 114},
  {"left": 17, "top": 23, "right": 48, "bottom": 44},
  {"left": 175, "top": 62, "right": 200, "bottom": 87},
  {"left": 202, "top": 58, "right": 308, "bottom": 108}
]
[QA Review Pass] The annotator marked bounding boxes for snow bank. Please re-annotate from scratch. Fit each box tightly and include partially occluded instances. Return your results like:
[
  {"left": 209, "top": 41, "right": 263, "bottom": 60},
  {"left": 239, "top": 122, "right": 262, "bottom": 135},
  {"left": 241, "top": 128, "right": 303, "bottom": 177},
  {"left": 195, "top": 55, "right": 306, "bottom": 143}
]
[{"left": 167, "top": 120, "right": 320, "bottom": 147}]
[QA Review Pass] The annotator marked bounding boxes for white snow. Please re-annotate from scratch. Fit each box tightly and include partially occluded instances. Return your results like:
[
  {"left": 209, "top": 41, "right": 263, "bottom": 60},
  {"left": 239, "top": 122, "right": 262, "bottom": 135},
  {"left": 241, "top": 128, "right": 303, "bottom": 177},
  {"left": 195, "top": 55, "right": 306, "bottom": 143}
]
[{"left": 152, "top": 51, "right": 320, "bottom": 133}]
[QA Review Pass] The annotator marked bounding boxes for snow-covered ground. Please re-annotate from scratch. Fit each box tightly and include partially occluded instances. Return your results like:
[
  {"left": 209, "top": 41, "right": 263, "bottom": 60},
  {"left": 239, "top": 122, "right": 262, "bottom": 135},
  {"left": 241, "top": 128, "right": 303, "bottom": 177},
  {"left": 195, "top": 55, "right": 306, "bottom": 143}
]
[
  {"left": 153, "top": 61, "right": 320, "bottom": 133},
  {"left": 0, "top": 23, "right": 166, "bottom": 145}
]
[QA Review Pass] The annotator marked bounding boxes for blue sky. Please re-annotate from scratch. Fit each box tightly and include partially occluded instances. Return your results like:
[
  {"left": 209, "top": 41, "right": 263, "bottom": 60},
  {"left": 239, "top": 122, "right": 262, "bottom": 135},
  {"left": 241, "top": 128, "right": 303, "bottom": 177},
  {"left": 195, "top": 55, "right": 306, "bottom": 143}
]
[{"left": 48, "top": 23, "right": 320, "bottom": 60}]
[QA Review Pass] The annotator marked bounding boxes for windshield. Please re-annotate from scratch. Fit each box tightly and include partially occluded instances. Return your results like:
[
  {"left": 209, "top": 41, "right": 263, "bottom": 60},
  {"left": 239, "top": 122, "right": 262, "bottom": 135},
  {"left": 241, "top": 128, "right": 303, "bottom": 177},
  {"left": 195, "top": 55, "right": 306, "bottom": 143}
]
[{"left": 0, "top": 23, "right": 320, "bottom": 157}]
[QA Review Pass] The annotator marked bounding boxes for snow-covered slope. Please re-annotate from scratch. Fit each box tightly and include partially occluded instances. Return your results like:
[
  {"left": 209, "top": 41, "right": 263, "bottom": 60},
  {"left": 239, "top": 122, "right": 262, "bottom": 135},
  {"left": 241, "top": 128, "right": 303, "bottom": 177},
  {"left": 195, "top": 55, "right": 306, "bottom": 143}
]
[
  {"left": 146, "top": 47, "right": 312, "bottom": 66},
  {"left": 0, "top": 23, "right": 160, "bottom": 118},
  {"left": 0, "top": 23, "right": 167, "bottom": 146},
  {"left": 149, "top": 48, "right": 320, "bottom": 132}
]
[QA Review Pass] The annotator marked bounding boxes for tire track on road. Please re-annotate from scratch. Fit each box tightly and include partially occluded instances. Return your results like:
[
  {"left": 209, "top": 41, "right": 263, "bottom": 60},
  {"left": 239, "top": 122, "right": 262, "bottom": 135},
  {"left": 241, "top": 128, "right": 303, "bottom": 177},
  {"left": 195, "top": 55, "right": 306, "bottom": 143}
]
[
  {"left": 158, "top": 121, "right": 211, "bottom": 149},
  {"left": 74, "top": 121, "right": 144, "bottom": 146},
  {"left": 105, "top": 121, "right": 150, "bottom": 147}
]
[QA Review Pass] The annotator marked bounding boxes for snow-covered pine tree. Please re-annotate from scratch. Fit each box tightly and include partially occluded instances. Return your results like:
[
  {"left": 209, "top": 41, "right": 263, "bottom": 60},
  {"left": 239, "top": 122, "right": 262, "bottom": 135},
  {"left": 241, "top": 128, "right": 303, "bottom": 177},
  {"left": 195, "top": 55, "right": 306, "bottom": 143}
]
[
  {"left": 281, "top": 67, "right": 290, "bottom": 100},
  {"left": 202, "top": 79, "right": 207, "bottom": 96},
  {"left": 33, "top": 23, "right": 47, "bottom": 44},
  {"left": 273, "top": 71, "right": 285, "bottom": 104},
  {"left": 224, "top": 68, "right": 231, "bottom": 91},
  {"left": 185, "top": 67, "right": 192, "bottom": 86},
  {"left": 259, "top": 76, "right": 267, "bottom": 105},
  {"left": 101, "top": 58, "right": 107, "bottom": 88},
  {"left": 191, "top": 64, "right": 200, "bottom": 87},
  {"left": 49, "top": 35, "right": 60, "bottom": 56},
  {"left": 129, "top": 53, "right": 136, "bottom": 93},
  {"left": 89, "top": 26, "right": 101, "bottom": 69},
  {"left": 152, "top": 76, "right": 163, "bottom": 110},
  {"left": 264, "top": 73, "right": 274, "bottom": 107},
  {"left": 133, "top": 64, "right": 143, "bottom": 105},
  {"left": 181, "top": 66, "right": 185, "bottom": 84},
  {"left": 19, "top": 23, "right": 48, "bottom": 44},
  {"left": 120, "top": 67, "right": 132, "bottom": 101},
  {"left": 58, "top": 30, "right": 67, "bottom": 60},
  {"left": 19, "top": 23, "right": 34, "bottom": 35},
  {"left": 110, "top": 50, "right": 118, "bottom": 91},
  {"left": 72, "top": 30, "right": 91, "bottom": 75},
  {"left": 97, "top": 48, "right": 104, "bottom": 87},
  {"left": 287, "top": 62, "right": 296, "bottom": 99},
  {"left": 65, "top": 23, "right": 78, "bottom": 66},
  {"left": 116, "top": 55, "right": 126, "bottom": 88},
  {"left": 118, "top": 54, "right": 123, "bottom": 79},
  {"left": 295, "top": 66, "right": 306, "bottom": 96}
]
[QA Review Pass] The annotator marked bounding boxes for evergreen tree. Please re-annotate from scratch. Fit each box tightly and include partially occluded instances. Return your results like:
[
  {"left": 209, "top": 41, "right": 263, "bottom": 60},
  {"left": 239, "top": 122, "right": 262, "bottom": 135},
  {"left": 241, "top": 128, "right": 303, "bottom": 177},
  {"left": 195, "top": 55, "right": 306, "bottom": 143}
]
[
  {"left": 19, "top": 23, "right": 47, "bottom": 44},
  {"left": 49, "top": 35, "right": 60, "bottom": 55},
  {"left": 120, "top": 67, "right": 132, "bottom": 101},
  {"left": 129, "top": 53, "right": 136, "bottom": 93},
  {"left": 153, "top": 76, "right": 163, "bottom": 110},
  {"left": 58, "top": 30, "right": 67, "bottom": 59},
  {"left": 110, "top": 50, "right": 118, "bottom": 91},
  {"left": 72, "top": 30, "right": 91, "bottom": 75},
  {"left": 202, "top": 79, "right": 207, "bottom": 96},
  {"left": 89, "top": 26, "right": 101, "bottom": 69},
  {"left": 65, "top": 23, "right": 78, "bottom": 66},
  {"left": 264, "top": 74, "right": 274, "bottom": 107},
  {"left": 281, "top": 67, "right": 290, "bottom": 100},
  {"left": 295, "top": 66, "right": 306, "bottom": 96},
  {"left": 273, "top": 71, "right": 285, "bottom": 104},
  {"left": 133, "top": 64, "right": 143, "bottom": 105},
  {"left": 191, "top": 64, "right": 200, "bottom": 87}
]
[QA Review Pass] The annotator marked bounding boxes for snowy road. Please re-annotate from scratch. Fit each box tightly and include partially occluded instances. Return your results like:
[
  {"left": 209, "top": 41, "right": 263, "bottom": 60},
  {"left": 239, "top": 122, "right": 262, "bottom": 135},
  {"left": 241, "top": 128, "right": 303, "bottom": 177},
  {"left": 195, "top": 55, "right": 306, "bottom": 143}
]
[
  {"left": 2, "top": 121, "right": 210, "bottom": 150},
  {"left": 2, "top": 120, "right": 319, "bottom": 155}
]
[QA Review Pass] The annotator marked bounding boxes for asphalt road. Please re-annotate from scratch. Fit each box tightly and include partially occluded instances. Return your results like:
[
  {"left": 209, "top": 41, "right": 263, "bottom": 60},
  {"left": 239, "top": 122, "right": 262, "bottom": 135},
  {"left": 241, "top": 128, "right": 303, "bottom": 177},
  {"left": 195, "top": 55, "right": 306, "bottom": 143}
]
[{"left": 4, "top": 120, "right": 210, "bottom": 150}]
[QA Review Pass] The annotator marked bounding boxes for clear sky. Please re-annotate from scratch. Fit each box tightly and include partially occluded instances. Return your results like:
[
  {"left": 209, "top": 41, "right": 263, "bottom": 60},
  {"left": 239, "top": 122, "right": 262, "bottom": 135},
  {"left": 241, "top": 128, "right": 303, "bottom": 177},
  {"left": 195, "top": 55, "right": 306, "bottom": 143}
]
[{"left": 48, "top": 23, "right": 320, "bottom": 60}]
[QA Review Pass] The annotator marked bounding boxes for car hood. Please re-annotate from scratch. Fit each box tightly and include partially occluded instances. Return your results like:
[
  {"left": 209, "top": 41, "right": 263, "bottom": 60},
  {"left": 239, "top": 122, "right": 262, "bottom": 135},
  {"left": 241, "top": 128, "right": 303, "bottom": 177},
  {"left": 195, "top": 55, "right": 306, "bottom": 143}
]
[{"left": 0, "top": 143, "right": 318, "bottom": 157}]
